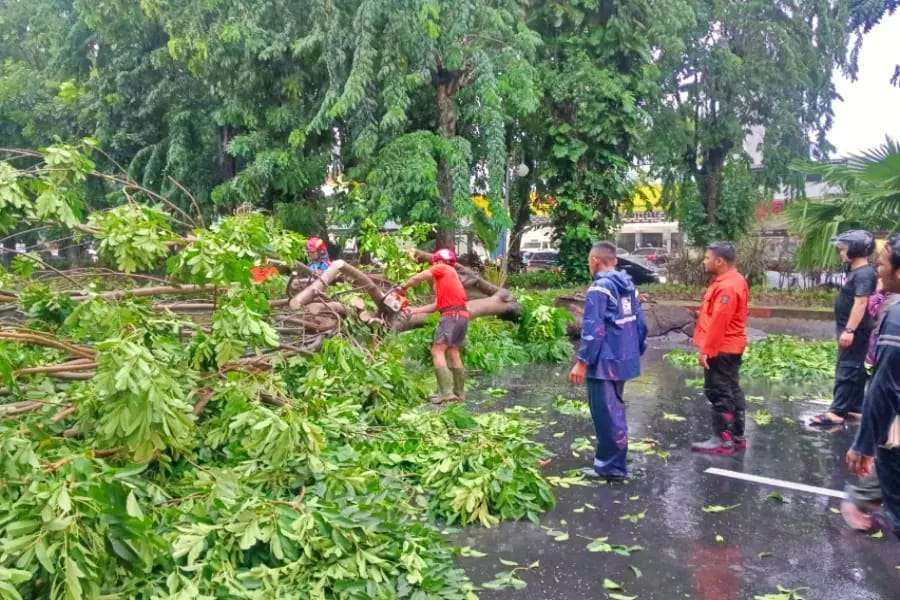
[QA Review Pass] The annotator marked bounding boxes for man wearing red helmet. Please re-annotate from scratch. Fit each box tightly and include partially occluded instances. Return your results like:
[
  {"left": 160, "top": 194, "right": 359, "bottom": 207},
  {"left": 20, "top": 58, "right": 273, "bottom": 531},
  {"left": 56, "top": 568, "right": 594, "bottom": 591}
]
[
  {"left": 399, "top": 248, "right": 469, "bottom": 403},
  {"left": 306, "top": 236, "right": 331, "bottom": 273}
]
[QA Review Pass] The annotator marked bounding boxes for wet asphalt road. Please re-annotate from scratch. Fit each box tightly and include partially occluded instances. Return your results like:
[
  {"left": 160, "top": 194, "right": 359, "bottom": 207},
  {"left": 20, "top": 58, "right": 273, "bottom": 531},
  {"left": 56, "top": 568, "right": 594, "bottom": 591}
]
[{"left": 453, "top": 333, "right": 900, "bottom": 600}]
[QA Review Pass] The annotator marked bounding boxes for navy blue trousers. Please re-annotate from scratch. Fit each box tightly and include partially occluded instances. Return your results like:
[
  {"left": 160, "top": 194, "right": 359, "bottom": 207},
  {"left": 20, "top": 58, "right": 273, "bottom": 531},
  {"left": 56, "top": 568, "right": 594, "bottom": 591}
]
[
  {"left": 830, "top": 327, "right": 870, "bottom": 416},
  {"left": 876, "top": 446, "right": 900, "bottom": 538},
  {"left": 586, "top": 378, "right": 628, "bottom": 477}
]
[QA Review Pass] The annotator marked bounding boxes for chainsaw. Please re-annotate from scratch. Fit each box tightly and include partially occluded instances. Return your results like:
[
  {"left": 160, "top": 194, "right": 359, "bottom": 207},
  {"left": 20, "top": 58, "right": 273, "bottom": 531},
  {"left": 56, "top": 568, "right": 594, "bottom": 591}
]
[{"left": 382, "top": 286, "right": 410, "bottom": 315}]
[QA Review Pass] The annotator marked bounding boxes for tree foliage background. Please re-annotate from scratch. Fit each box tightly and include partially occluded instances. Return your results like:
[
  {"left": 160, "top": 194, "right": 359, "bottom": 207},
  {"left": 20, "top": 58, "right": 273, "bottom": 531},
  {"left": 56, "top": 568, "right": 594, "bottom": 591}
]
[{"left": 1, "top": 0, "right": 897, "bottom": 263}]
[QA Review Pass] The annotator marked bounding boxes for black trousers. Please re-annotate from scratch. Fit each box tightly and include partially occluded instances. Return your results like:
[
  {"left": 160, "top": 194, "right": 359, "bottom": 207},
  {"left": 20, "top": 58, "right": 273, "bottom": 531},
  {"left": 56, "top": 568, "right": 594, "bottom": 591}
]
[
  {"left": 703, "top": 353, "right": 746, "bottom": 436},
  {"left": 830, "top": 327, "right": 870, "bottom": 416}
]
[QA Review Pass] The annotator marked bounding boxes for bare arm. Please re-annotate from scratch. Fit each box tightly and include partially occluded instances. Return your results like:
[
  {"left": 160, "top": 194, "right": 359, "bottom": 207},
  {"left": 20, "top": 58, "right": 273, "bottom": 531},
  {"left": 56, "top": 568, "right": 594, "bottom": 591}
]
[
  {"left": 401, "top": 269, "right": 434, "bottom": 290},
  {"left": 846, "top": 296, "right": 869, "bottom": 332},
  {"left": 411, "top": 302, "right": 437, "bottom": 315}
]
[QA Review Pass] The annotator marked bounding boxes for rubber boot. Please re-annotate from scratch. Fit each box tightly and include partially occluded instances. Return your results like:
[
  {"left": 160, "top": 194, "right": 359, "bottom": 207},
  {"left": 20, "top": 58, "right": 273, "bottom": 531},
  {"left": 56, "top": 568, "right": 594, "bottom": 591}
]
[
  {"left": 433, "top": 367, "right": 458, "bottom": 404},
  {"left": 691, "top": 432, "right": 735, "bottom": 455},
  {"left": 733, "top": 410, "right": 747, "bottom": 450},
  {"left": 691, "top": 411, "right": 735, "bottom": 455},
  {"left": 450, "top": 367, "right": 466, "bottom": 401}
]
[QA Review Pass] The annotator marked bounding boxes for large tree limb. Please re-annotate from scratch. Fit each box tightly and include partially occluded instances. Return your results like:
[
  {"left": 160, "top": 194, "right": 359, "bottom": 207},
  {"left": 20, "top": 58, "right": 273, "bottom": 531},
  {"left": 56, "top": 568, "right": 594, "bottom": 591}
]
[
  {"left": 0, "top": 329, "right": 96, "bottom": 360},
  {"left": 72, "top": 284, "right": 217, "bottom": 302},
  {"left": 288, "top": 260, "right": 387, "bottom": 311},
  {"left": 411, "top": 250, "right": 510, "bottom": 299},
  {"left": 392, "top": 293, "right": 521, "bottom": 331}
]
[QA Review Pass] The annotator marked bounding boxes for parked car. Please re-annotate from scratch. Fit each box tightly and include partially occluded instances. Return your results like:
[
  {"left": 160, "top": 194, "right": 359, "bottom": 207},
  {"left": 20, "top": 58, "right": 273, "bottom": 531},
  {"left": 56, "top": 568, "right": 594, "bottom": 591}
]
[
  {"left": 523, "top": 251, "right": 560, "bottom": 272},
  {"left": 632, "top": 246, "right": 669, "bottom": 265},
  {"left": 616, "top": 254, "right": 665, "bottom": 285}
]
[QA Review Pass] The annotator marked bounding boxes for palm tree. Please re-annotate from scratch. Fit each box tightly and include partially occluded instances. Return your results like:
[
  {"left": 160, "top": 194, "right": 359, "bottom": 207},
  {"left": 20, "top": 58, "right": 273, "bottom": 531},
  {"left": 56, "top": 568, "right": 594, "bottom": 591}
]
[{"left": 787, "top": 138, "right": 900, "bottom": 269}]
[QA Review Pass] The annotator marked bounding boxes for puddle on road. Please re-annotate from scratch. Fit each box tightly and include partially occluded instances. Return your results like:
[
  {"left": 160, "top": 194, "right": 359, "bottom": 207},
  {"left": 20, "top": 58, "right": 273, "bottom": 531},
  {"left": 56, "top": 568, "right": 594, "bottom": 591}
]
[{"left": 453, "top": 349, "right": 900, "bottom": 600}]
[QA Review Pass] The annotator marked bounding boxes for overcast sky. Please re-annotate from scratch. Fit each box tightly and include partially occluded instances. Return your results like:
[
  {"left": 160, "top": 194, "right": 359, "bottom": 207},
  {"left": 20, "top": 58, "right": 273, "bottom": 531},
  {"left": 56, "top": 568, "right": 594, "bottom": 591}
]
[{"left": 828, "top": 11, "right": 900, "bottom": 157}]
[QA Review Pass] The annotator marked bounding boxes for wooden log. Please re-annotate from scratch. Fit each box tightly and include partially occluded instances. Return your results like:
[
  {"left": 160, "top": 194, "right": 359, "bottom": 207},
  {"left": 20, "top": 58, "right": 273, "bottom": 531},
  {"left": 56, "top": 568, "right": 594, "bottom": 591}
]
[
  {"left": 411, "top": 249, "right": 510, "bottom": 299},
  {"left": 392, "top": 292, "right": 522, "bottom": 332},
  {"left": 288, "top": 260, "right": 387, "bottom": 311}
]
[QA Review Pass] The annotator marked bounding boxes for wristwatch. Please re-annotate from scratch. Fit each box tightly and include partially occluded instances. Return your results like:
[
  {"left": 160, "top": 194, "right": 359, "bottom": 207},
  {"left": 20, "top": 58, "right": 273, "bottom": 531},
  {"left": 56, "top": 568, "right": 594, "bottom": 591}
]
[{"left": 844, "top": 327, "right": 856, "bottom": 334}]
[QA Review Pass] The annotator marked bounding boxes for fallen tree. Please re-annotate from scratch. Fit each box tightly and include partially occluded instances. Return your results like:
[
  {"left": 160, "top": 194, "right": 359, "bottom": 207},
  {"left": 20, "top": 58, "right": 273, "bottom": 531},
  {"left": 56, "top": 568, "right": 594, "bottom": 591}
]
[{"left": 0, "top": 143, "right": 570, "bottom": 600}]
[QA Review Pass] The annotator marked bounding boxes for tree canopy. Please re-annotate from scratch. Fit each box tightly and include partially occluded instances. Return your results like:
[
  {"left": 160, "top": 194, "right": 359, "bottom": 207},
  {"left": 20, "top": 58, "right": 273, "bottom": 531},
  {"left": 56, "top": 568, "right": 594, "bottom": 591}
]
[{"left": 1, "top": 0, "right": 898, "bottom": 266}]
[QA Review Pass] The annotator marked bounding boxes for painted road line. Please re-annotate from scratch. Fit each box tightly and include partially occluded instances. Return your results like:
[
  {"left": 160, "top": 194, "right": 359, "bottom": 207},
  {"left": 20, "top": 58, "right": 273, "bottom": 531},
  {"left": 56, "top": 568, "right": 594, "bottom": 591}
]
[{"left": 705, "top": 467, "right": 848, "bottom": 499}]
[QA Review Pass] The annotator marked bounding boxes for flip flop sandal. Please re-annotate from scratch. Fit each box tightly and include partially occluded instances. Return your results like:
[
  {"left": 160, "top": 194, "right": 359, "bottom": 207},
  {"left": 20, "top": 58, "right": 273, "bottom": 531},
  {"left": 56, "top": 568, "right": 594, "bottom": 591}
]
[{"left": 809, "top": 414, "right": 845, "bottom": 427}]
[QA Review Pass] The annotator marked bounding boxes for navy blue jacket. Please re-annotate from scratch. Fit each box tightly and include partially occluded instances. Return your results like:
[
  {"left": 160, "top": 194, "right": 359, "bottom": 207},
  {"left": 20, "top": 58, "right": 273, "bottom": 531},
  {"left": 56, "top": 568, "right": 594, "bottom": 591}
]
[
  {"left": 576, "top": 270, "right": 648, "bottom": 381},
  {"left": 853, "top": 302, "right": 900, "bottom": 456}
]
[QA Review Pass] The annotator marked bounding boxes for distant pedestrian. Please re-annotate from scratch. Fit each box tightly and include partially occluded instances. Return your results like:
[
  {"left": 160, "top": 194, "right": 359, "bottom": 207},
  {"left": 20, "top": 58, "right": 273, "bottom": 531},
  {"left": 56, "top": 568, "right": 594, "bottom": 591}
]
[
  {"left": 306, "top": 236, "right": 332, "bottom": 273},
  {"left": 690, "top": 241, "right": 749, "bottom": 455},
  {"left": 812, "top": 230, "right": 877, "bottom": 427},
  {"left": 568, "top": 242, "right": 647, "bottom": 482},
  {"left": 846, "top": 234, "right": 900, "bottom": 539}
]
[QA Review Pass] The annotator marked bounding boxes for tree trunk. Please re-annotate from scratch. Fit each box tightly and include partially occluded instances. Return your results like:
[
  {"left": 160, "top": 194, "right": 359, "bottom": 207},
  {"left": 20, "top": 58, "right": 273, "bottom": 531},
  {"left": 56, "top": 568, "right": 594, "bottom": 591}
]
[
  {"left": 508, "top": 176, "right": 532, "bottom": 273},
  {"left": 700, "top": 145, "right": 729, "bottom": 227},
  {"left": 435, "top": 75, "right": 459, "bottom": 249}
]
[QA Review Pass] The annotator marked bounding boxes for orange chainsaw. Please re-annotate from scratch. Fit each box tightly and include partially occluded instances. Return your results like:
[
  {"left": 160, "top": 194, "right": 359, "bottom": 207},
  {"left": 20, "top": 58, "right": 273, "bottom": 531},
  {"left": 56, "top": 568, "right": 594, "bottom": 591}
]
[{"left": 382, "top": 286, "right": 410, "bottom": 315}]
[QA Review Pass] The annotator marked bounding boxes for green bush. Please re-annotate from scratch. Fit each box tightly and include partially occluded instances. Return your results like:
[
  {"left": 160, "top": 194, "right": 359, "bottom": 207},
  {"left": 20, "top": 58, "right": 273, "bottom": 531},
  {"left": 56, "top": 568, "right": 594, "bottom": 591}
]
[
  {"left": 507, "top": 270, "right": 567, "bottom": 289},
  {"left": 394, "top": 296, "right": 573, "bottom": 373}
]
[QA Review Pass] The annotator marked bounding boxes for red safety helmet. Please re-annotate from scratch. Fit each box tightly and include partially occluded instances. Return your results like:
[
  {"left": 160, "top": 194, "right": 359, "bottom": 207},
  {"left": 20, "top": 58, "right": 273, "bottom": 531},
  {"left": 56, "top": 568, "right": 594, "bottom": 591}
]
[
  {"left": 431, "top": 248, "right": 457, "bottom": 265},
  {"left": 306, "top": 236, "right": 327, "bottom": 254}
]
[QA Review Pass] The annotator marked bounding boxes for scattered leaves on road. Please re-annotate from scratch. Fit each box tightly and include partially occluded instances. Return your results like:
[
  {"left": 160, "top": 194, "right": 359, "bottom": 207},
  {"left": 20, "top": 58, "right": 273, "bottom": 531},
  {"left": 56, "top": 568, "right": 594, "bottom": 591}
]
[{"left": 703, "top": 504, "right": 741, "bottom": 513}]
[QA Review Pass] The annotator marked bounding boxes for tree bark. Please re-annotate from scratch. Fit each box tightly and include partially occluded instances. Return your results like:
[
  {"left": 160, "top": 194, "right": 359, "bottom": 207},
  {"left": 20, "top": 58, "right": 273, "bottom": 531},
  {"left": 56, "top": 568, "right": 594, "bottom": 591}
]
[
  {"left": 288, "top": 260, "right": 388, "bottom": 311},
  {"left": 508, "top": 177, "right": 533, "bottom": 273},
  {"left": 700, "top": 145, "right": 730, "bottom": 227},
  {"left": 436, "top": 79, "right": 458, "bottom": 249},
  {"left": 392, "top": 293, "right": 521, "bottom": 331}
]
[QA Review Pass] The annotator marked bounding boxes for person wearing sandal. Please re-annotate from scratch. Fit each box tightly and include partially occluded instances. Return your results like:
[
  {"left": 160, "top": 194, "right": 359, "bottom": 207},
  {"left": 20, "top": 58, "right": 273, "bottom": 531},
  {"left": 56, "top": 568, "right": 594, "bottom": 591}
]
[
  {"left": 400, "top": 248, "right": 469, "bottom": 404},
  {"left": 812, "top": 230, "right": 877, "bottom": 427},
  {"left": 568, "top": 241, "right": 648, "bottom": 482},
  {"left": 846, "top": 234, "right": 900, "bottom": 539}
]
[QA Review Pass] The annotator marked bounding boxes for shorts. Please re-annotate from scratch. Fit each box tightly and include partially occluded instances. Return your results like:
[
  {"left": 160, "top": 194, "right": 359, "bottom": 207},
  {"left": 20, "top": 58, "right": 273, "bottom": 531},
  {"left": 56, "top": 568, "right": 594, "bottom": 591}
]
[{"left": 433, "top": 316, "right": 469, "bottom": 347}]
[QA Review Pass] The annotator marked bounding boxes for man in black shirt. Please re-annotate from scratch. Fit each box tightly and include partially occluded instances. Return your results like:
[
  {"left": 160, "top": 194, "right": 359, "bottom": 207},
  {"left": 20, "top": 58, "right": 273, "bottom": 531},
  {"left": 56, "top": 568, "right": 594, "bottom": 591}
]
[
  {"left": 846, "top": 234, "right": 900, "bottom": 538},
  {"left": 812, "top": 230, "right": 877, "bottom": 426}
]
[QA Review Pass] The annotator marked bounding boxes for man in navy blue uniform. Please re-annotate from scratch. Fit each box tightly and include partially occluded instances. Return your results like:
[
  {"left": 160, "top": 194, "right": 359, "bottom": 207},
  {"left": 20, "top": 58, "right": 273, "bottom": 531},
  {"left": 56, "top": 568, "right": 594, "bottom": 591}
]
[
  {"left": 569, "top": 241, "right": 648, "bottom": 481},
  {"left": 847, "top": 234, "right": 900, "bottom": 538}
]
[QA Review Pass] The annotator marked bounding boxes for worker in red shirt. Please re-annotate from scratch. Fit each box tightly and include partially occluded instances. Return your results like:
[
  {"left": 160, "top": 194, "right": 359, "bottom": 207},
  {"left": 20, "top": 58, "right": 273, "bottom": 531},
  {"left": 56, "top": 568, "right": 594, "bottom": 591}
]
[
  {"left": 399, "top": 248, "right": 469, "bottom": 403},
  {"left": 691, "top": 241, "right": 750, "bottom": 455}
]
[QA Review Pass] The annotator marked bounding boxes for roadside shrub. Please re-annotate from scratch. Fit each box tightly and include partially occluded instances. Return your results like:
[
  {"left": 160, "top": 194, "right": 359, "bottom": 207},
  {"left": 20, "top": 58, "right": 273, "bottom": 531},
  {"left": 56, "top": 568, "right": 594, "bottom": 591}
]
[{"left": 507, "top": 270, "right": 567, "bottom": 289}]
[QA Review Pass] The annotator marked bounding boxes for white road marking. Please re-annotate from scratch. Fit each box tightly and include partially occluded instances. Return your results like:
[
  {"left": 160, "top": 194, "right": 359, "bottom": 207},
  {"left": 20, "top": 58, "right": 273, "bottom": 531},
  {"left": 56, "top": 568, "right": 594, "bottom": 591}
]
[{"left": 704, "top": 467, "right": 848, "bottom": 499}]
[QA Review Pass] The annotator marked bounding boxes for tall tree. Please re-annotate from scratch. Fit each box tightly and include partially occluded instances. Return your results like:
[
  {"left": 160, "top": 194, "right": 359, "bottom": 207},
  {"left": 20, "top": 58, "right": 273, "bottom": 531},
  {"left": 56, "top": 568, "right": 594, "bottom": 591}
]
[
  {"left": 648, "top": 0, "right": 899, "bottom": 247},
  {"left": 312, "top": 0, "right": 541, "bottom": 246},
  {"left": 531, "top": 0, "right": 688, "bottom": 280}
]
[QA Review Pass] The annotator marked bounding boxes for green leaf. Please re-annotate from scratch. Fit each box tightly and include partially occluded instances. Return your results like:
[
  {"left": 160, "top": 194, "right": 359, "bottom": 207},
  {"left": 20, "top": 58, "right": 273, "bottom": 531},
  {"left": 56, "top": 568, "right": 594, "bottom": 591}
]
[
  {"left": 767, "top": 491, "right": 788, "bottom": 504},
  {"left": 602, "top": 578, "right": 622, "bottom": 590},
  {"left": 125, "top": 491, "right": 144, "bottom": 520},
  {"left": 702, "top": 504, "right": 740, "bottom": 513}
]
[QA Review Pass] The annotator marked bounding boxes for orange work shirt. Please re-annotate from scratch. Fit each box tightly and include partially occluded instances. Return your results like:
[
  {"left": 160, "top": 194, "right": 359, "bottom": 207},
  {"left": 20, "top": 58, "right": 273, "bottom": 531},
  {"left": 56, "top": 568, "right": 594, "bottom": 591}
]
[
  {"left": 693, "top": 269, "right": 749, "bottom": 357},
  {"left": 430, "top": 264, "right": 468, "bottom": 312}
]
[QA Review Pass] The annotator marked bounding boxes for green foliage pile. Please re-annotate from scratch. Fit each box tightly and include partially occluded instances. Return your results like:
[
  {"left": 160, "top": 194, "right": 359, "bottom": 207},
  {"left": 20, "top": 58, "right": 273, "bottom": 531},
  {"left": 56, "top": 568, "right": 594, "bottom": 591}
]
[
  {"left": 665, "top": 335, "right": 836, "bottom": 383},
  {"left": 395, "top": 295, "right": 573, "bottom": 373},
  {"left": 0, "top": 149, "right": 567, "bottom": 599}
]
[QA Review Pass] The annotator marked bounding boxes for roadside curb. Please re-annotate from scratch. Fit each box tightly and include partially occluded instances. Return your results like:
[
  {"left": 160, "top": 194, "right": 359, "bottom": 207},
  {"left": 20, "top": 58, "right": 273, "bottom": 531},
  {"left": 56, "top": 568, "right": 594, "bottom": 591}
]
[{"left": 652, "top": 300, "right": 833, "bottom": 322}]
